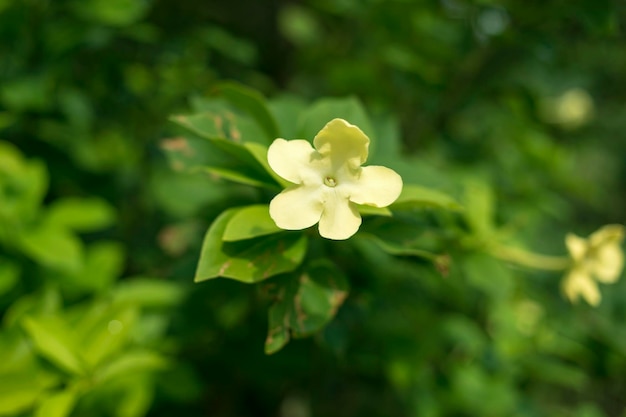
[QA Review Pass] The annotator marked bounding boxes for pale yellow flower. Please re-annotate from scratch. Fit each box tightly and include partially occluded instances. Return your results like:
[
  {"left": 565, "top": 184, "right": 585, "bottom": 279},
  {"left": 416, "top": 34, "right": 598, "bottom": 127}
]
[
  {"left": 562, "top": 224, "right": 625, "bottom": 306},
  {"left": 267, "top": 118, "right": 402, "bottom": 240}
]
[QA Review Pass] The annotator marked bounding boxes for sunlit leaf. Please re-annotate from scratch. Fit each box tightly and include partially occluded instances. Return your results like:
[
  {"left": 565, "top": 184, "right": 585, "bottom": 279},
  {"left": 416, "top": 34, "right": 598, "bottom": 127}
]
[
  {"left": 222, "top": 204, "right": 281, "bottom": 241},
  {"left": 195, "top": 209, "right": 307, "bottom": 283},
  {"left": 21, "top": 316, "right": 85, "bottom": 375},
  {"left": 45, "top": 197, "right": 116, "bottom": 232},
  {"left": 391, "top": 184, "right": 462, "bottom": 211}
]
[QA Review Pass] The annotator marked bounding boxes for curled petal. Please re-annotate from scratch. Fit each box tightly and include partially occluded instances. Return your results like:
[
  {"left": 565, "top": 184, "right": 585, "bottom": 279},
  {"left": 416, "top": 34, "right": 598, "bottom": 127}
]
[
  {"left": 318, "top": 189, "right": 362, "bottom": 240},
  {"left": 589, "top": 224, "right": 625, "bottom": 248},
  {"left": 565, "top": 233, "right": 587, "bottom": 262},
  {"left": 591, "top": 243, "right": 624, "bottom": 283},
  {"left": 269, "top": 185, "right": 324, "bottom": 231},
  {"left": 562, "top": 268, "right": 600, "bottom": 306},
  {"left": 347, "top": 165, "right": 403, "bottom": 208},
  {"left": 267, "top": 139, "right": 325, "bottom": 185},
  {"left": 313, "top": 119, "right": 370, "bottom": 170}
]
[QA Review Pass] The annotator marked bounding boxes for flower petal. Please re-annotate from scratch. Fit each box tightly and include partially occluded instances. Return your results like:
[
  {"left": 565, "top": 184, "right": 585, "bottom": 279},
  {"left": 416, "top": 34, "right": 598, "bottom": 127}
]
[
  {"left": 562, "top": 268, "right": 600, "bottom": 306},
  {"left": 347, "top": 165, "right": 403, "bottom": 207},
  {"left": 318, "top": 189, "right": 362, "bottom": 240},
  {"left": 269, "top": 185, "right": 324, "bottom": 231},
  {"left": 267, "top": 138, "right": 325, "bottom": 185},
  {"left": 591, "top": 243, "right": 624, "bottom": 283},
  {"left": 313, "top": 119, "right": 370, "bottom": 170},
  {"left": 589, "top": 224, "right": 625, "bottom": 248},
  {"left": 565, "top": 233, "right": 587, "bottom": 261}
]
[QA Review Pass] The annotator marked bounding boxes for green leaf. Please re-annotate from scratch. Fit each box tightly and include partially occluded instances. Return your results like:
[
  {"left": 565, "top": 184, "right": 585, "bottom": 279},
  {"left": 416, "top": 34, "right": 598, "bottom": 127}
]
[
  {"left": 78, "top": 305, "right": 138, "bottom": 368},
  {"left": 297, "top": 96, "right": 376, "bottom": 143},
  {"left": 21, "top": 316, "right": 85, "bottom": 375},
  {"left": 359, "top": 233, "right": 438, "bottom": 261},
  {"left": 195, "top": 209, "right": 307, "bottom": 283},
  {"left": 0, "top": 376, "right": 45, "bottom": 415},
  {"left": 95, "top": 350, "right": 169, "bottom": 384},
  {"left": 112, "top": 278, "right": 186, "bottom": 308},
  {"left": 45, "top": 198, "right": 116, "bottom": 232},
  {"left": 203, "top": 166, "right": 277, "bottom": 189},
  {"left": 391, "top": 184, "right": 462, "bottom": 211},
  {"left": 463, "top": 180, "right": 496, "bottom": 237},
  {"left": 268, "top": 95, "right": 308, "bottom": 139},
  {"left": 265, "top": 262, "right": 349, "bottom": 354},
  {"left": 0, "top": 258, "right": 19, "bottom": 296},
  {"left": 35, "top": 389, "right": 77, "bottom": 417},
  {"left": 18, "top": 225, "right": 83, "bottom": 273},
  {"left": 462, "top": 252, "right": 513, "bottom": 299},
  {"left": 222, "top": 204, "right": 281, "bottom": 241},
  {"left": 80, "top": 241, "right": 125, "bottom": 292},
  {"left": 170, "top": 111, "right": 269, "bottom": 145},
  {"left": 214, "top": 81, "right": 280, "bottom": 140},
  {"left": 243, "top": 142, "right": 291, "bottom": 188},
  {"left": 357, "top": 205, "right": 392, "bottom": 217}
]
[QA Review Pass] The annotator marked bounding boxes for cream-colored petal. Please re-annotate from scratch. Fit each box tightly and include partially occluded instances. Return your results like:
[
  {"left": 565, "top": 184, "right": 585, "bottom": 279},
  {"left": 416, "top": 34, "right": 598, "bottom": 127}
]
[
  {"left": 269, "top": 185, "right": 324, "bottom": 231},
  {"left": 346, "top": 165, "right": 403, "bottom": 208},
  {"left": 591, "top": 243, "right": 624, "bottom": 283},
  {"left": 562, "top": 268, "right": 600, "bottom": 306},
  {"left": 318, "top": 189, "right": 362, "bottom": 240},
  {"left": 565, "top": 233, "right": 587, "bottom": 261},
  {"left": 589, "top": 224, "right": 625, "bottom": 248},
  {"left": 313, "top": 119, "right": 370, "bottom": 170},
  {"left": 267, "top": 138, "right": 326, "bottom": 185}
]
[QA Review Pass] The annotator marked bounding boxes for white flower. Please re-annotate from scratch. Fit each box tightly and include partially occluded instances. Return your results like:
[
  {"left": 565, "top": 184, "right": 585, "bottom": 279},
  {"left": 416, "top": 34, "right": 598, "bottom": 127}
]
[
  {"left": 267, "top": 118, "right": 403, "bottom": 240},
  {"left": 562, "top": 224, "right": 625, "bottom": 306}
]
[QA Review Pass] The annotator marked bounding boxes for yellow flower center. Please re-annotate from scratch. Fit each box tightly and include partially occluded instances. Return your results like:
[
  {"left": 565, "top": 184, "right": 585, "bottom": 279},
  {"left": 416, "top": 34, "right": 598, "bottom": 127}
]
[{"left": 324, "top": 176, "right": 337, "bottom": 187}]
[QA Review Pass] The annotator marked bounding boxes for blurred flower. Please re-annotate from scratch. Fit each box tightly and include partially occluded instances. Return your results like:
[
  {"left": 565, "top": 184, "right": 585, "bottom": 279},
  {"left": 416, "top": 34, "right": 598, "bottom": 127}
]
[
  {"left": 562, "top": 224, "right": 625, "bottom": 306},
  {"left": 540, "top": 88, "right": 594, "bottom": 129},
  {"left": 267, "top": 118, "right": 402, "bottom": 240}
]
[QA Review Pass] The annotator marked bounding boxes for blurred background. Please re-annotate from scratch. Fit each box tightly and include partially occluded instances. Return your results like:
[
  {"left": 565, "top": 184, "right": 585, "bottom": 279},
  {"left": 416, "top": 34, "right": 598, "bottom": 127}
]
[{"left": 1, "top": 0, "right": 625, "bottom": 416}]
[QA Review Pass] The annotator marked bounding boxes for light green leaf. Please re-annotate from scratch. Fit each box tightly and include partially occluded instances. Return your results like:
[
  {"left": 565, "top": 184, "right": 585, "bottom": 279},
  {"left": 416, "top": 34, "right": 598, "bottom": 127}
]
[
  {"left": 112, "top": 278, "right": 186, "bottom": 308},
  {"left": 35, "top": 389, "right": 77, "bottom": 417},
  {"left": 45, "top": 197, "right": 116, "bottom": 232},
  {"left": 78, "top": 306, "right": 138, "bottom": 368},
  {"left": 243, "top": 142, "right": 291, "bottom": 188},
  {"left": 80, "top": 241, "right": 125, "bottom": 292},
  {"left": 195, "top": 209, "right": 307, "bottom": 283},
  {"left": 265, "top": 262, "right": 349, "bottom": 354},
  {"left": 21, "top": 316, "right": 85, "bottom": 375},
  {"left": 463, "top": 180, "right": 496, "bottom": 237},
  {"left": 0, "top": 376, "right": 44, "bottom": 415},
  {"left": 391, "top": 184, "right": 462, "bottom": 211},
  {"left": 95, "top": 350, "right": 169, "bottom": 384},
  {"left": 18, "top": 225, "right": 83, "bottom": 273},
  {"left": 214, "top": 81, "right": 280, "bottom": 140},
  {"left": 222, "top": 204, "right": 281, "bottom": 241},
  {"left": 358, "top": 205, "right": 392, "bottom": 217},
  {"left": 297, "top": 97, "right": 376, "bottom": 143}
]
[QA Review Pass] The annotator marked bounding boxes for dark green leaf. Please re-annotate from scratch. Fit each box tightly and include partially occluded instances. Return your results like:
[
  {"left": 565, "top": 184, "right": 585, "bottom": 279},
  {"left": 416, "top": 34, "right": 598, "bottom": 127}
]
[
  {"left": 214, "top": 81, "right": 280, "bottom": 140},
  {"left": 297, "top": 97, "right": 376, "bottom": 143},
  {"left": 265, "top": 262, "right": 349, "bottom": 354}
]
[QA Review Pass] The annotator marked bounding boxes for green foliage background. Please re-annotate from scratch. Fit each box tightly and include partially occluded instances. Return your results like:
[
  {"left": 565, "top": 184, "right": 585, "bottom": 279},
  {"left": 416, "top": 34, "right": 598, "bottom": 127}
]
[{"left": 1, "top": 0, "right": 625, "bottom": 416}]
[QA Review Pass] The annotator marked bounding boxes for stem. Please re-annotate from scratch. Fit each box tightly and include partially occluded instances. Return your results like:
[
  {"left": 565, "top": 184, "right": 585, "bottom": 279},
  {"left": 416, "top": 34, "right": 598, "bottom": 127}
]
[{"left": 490, "top": 245, "right": 571, "bottom": 271}]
